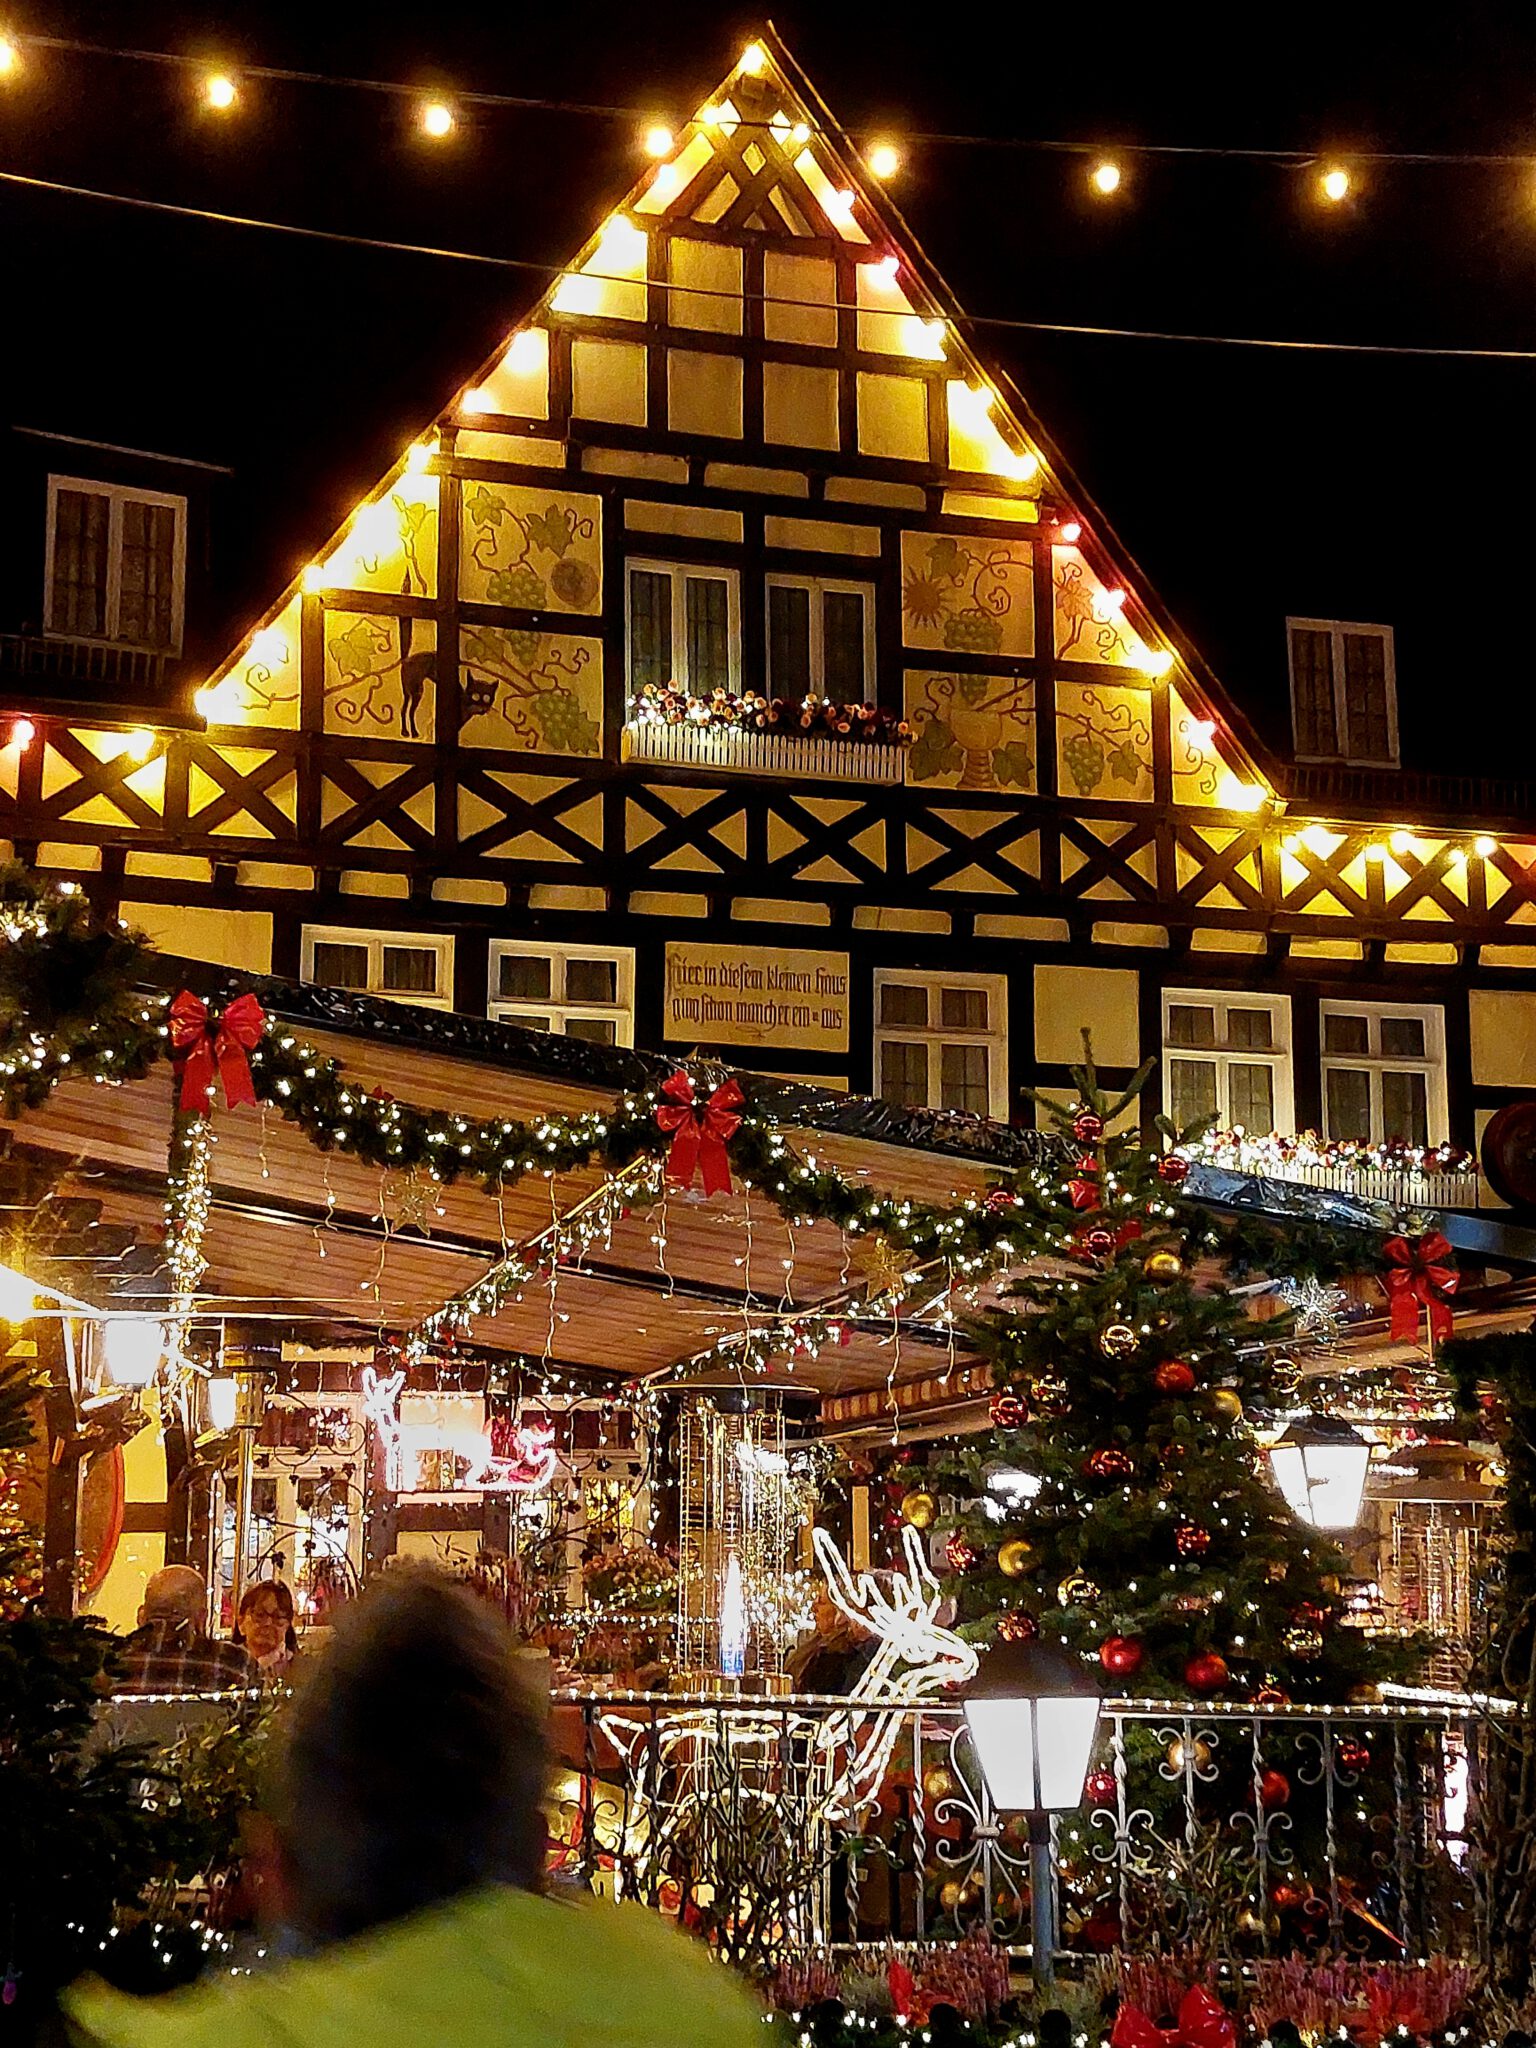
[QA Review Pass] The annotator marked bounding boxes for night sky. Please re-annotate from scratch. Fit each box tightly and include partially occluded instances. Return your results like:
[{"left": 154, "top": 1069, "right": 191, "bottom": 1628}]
[{"left": 6, "top": 0, "right": 1535, "bottom": 774}]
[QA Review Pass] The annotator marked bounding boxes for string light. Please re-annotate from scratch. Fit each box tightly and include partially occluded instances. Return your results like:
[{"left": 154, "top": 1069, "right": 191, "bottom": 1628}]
[
  {"left": 0, "top": 34, "right": 18, "bottom": 75},
  {"left": 1320, "top": 166, "right": 1352, "bottom": 202},
  {"left": 642, "top": 122, "right": 673, "bottom": 158},
  {"left": 738, "top": 40, "right": 766, "bottom": 76},
  {"left": 420, "top": 99, "right": 454, "bottom": 139},
  {"left": 7, "top": 716, "right": 35, "bottom": 749},
  {"left": 1474, "top": 835, "right": 1497, "bottom": 858},
  {"left": 867, "top": 142, "right": 901, "bottom": 179},
  {"left": 1090, "top": 159, "right": 1122, "bottom": 195},
  {"left": 204, "top": 72, "right": 237, "bottom": 111}
]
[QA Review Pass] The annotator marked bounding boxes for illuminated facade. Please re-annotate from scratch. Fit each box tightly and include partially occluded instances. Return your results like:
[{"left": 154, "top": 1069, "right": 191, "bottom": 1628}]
[{"left": 2, "top": 35, "right": 1534, "bottom": 1212}]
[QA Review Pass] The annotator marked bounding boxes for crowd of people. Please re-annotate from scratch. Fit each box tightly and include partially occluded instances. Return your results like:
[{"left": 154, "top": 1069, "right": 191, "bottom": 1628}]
[{"left": 113, "top": 1566, "right": 297, "bottom": 1694}]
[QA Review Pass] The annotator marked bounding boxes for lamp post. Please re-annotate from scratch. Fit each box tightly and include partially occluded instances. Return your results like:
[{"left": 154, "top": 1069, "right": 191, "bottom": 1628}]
[
  {"left": 1267, "top": 1416, "right": 1371, "bottom": 1529},
  {"left": 962, "top": 1638, "right": 1102, "bottom": 1987}
]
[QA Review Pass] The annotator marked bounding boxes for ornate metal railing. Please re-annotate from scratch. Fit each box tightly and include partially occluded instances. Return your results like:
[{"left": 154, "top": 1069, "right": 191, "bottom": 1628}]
[
  {"left": 546, "top": 1691, "right": 1481, "bottom": 1966},
  {"left": 0, "top": 629, "right": 170, "bottom": 694}
]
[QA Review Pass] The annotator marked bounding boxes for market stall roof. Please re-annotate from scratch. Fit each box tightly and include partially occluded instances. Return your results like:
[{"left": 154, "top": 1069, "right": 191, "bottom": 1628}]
[
  {"left": 5, "top": 957, "right": 1532, "bottom": 1420},
  {"left": 0, "top": 958, "right": 1057, "bottom": 1403}
]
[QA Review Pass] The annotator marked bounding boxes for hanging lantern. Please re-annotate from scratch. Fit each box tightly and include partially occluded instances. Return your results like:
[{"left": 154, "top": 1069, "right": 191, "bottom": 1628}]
[
  {"left": 1267, "top": 1416, "right": 1371, "bottom": 1529},
  {"left": 100, "top": 1318, "right": 166, "bottom": 1389}
]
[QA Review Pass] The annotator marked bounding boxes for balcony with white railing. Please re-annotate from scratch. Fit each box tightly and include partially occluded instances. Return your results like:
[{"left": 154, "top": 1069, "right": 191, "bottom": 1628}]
[
  {"left": 1179, "top": 1131, "right": 1482, "bottom": 1212},
  {"left": 622, "top": 686, "right": 910, "bottom": 785}
]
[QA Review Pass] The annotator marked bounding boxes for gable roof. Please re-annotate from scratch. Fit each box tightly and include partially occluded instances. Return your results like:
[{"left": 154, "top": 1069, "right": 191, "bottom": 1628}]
[{"left": 191, "top": 27, "right": 1271, "bottom": 806}]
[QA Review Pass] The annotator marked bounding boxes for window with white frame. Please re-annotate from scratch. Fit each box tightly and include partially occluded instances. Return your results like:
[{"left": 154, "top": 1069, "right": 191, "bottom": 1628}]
[
  {"left": 1287, "top": 619, "right": 1398, "bottom": 767},
  {"left": 1163, "top": 991, "right": 1293, "bottom": 1134},
  {"left": 488, "top": 940, "right": 634, "bottom": 1046},
  {"left": 45, "top": 476, "right": 187, "bottom": 653},
  {"left": 1320, "top": 1001, "right": 1445, "bottom": 1149},
  {"left": 765, "top": 574, "right": 875, "bottom": 698},
  {"left": 301, "top": 926, "right": 454, "bottom": 1010},
  {"left": 626, "top": 559, "right": 739, "bottom": 695},
  {"left": 874, "top": 970, "right": 1007, "bottom": 1119}
]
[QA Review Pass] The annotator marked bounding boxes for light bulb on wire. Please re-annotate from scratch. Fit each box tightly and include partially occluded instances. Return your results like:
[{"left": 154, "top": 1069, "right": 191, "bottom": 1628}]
[
  {"left": 421, "top": 100, "right": 455, "bottom": 139},
  {"left": 204, "top": 72, "right": 237, "bottom": 111},
  {"left": 0, "top": 35, "right": 19, "bottom": 76},
  {"left": 867, "top": 142, "right": 901, "bottom": 180},
  {"left": 642, "top": 123, "right": 673, "bottom": 158},
  {"left": 1319, "top": 165, "right": 1351, "bottom": 202},
  {"left": 1090, "top": 159, "right": 1122, "bottom": 196}
]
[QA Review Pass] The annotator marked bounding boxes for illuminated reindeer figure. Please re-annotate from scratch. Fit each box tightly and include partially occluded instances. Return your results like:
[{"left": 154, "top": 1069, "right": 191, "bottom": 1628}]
[{"left": 594, "top": 1525, "right": 976, "bottom": 1926}]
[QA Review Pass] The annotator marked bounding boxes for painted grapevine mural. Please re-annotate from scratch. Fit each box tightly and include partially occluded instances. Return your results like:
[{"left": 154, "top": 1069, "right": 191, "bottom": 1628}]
[
  {"left": 459, "top": 627, "right": 603, "bottom": 756},
  {"left": 458, "top": 481, "right": 604, "bottom": 757},
  {"left": 1055, "top": 679, "right": 1153, "bottom": 800},
  {"left": 904, "top": 671, "right": 1035, "bottom": 792},
  {"left": 900, "top": 531, "right": 1035, "bottom": 660},
  {"left": 323, "top": 614, "right": 437, "bottom": 742}
]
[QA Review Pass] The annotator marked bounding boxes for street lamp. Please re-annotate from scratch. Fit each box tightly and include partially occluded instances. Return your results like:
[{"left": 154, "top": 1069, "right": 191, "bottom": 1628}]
[
  {"left": 962, "top": 1637, "right": 1102, "bottom": 1986},
  {"left": 1267, "top": 1416, "right": 1371, "bottom": 1529}
]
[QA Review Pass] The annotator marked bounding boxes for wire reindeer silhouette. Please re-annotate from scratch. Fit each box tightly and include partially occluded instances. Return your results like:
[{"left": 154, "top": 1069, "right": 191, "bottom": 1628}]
[{"left": 595, "top": 1525, "right": 976, "bottom": 1918}]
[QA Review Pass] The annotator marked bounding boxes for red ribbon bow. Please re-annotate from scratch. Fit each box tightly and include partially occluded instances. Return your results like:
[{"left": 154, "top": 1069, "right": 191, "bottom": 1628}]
[
  {"left": 168, "top": 989, "right": 266, "bottom": 1114},
  {"left": 1111, "top": 1988, "right": 1235, "bottom": 2048},
  {"left": 1382, "top": 1230, "right": 1458, "bottom": 1350},
  {"left": 655, "top": 1071, "right": 743, "bottom": 1197}
]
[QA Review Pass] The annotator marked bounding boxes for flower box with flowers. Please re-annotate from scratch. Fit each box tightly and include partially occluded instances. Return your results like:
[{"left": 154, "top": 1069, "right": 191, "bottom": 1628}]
[
  {"left": 581, "top": 1541, "right": 678, "bottom": 1617},
  {"left": 623, "top": 684, "right": 910, "bottom": 784}
]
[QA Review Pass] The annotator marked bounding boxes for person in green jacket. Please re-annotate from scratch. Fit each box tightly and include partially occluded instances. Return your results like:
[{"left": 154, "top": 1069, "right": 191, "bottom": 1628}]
[{"left": 67, "top": 1569, "right": 764, "bottom": 2048}]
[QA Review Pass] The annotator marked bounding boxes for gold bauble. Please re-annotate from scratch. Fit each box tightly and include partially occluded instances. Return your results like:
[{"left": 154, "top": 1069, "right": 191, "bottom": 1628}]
[
  {"left": 1208, "top": 1388, "right": 1244, "bottom": 1423},
  {"left": 901, "top": 1489, "right": 938, "bottom": 1530},
  {"left": 1236, "top": 1907, "right": 1267, "bottom": 1940},
  {"left": 1346, "top": 1682, "right": 1381, "bottom": 1705},
  {"left": 1058, "top": 1571, "right": 1100, "bottom": 1607},
  {"left": 1143, "top": 1250, "right": 1185, "bottom": 1284},
  {"left": 1266, "top": 1559, "right": 1289, "bottom": 1582},
  {"left": 1283, "top": 1625, "right": 1324, "bottom": 1660},
  {"left": 1098, "top": 1322, "right": 1139, "bottom": 1360},
  {"left": 1167, "top": 1734, "right": 1213, "bottom": 1771},
  {"left": 997, "top": 1537, "right": 1035, "bottom": 1578},
  {"left": 939, "top": 1878, "right": 964, "bottom": 1912},
  {"left": 958, "top": 1878, "right": 983, "bottom": 1909},
  {"left": 922, "top": 1765, "right": 957, "bottom": 1800},
  {"left": 1319, "top": 1572, "right": 1341, "bottom": 1595}
]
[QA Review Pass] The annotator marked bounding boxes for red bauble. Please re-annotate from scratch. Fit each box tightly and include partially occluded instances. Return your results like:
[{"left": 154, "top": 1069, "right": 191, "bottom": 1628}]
[
  {"left": 1257, "top": 1768, "right": 1291, "bottom": 1809},
  {"left": 1175, "top": 1521, "right": 1212, "bottom": 1558},
  {"left": 1153, "top": 1359, "right": 1197, "bottom": 1396},
  {"left": 1084, "top": 1446, "right": 1135, "bottom": 1481},
  {"left": 1084, "top": 1767, "right": 1117, "bottom": 1806},
  {"left": 1099, "top": 1634, "right": 1144, "bottom": 1679},
  {"left": 1271, "top": 1882, "right": 1306, "bottom": 1913},
  {"left": 1184, "top": 1651, "right": 1230, "bottom": 1695},
  {"left": 989, "top": 1391, "right": 1028, "bottom": 1429},
  {"left": 997, "top": 1610, "right": 1039, "bottom": 1643},
  {"left": 1074, "top": 1154, "right": 1100, "bottom": 1178},
  {"left": 945, "top": 1534, "right": 980, "bottom": 1574},
  {"left": 984, "top": 1188, "right": 1022, "bottom": 1213},
  {"left": 1083, "top": 1226, "right": 1116, "bottom": 1260},
  {"left": 1253, "top": 1682, "right": 1291, "bottom": 1707},
  {"left": 1291, "top": 1600, "right": 1329, "bottom": 1629},
  {"left": 1067, "top": 1179, "right": 1099, "bottom": 1212},
  {"left": 1157, "top": 1153, "right": 1191, "bottom": 1186},
  {"left": 1336, "top": 1736, "right": 1371, "bottom": 1773},
  {"left": 1072, "top": 1108, "right": 1106, "bottom": 1144}
]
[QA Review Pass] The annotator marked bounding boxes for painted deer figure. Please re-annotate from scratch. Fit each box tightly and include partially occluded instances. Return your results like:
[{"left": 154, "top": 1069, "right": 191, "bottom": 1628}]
[{"left": 592, "top": 1525, "right": 976, "bottom": 1916}]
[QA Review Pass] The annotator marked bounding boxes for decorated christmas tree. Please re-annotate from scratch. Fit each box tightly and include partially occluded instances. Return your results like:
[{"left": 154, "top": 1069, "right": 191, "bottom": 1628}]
[{"left": 930, "top": 1043, "right": 1391, "bottom": 1706}]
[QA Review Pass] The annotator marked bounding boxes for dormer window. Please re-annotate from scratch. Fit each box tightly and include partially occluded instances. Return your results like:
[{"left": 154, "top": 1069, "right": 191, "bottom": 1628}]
[
  {"left": 1287, "top": 619, "right": 1397, "bottom": 767},
  {"left": 45, "top": 477, "right": 187, "bottom": 654}
]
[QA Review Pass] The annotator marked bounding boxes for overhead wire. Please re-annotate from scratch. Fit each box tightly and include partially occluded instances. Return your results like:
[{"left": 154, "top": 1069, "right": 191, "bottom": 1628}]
[
  {"left": 11, "top": 30, "right": 1536, "bottom": 169},
  {"left": 2, "top": 163, "right": 1535, "bottom": 362}
]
